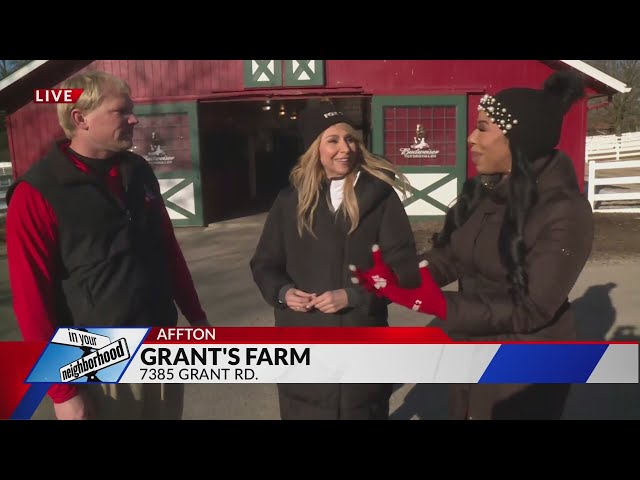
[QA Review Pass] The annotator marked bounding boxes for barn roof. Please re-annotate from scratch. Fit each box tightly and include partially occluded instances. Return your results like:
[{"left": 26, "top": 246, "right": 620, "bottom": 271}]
[
  {"left": 555, "top": 60, "right": 631, "bottom": 94},
  {"left": 0, "top": 59, "right": 630, "bottom": 115},
  {"left": 0, "top": 60, "right": 93, "bottom": 114}
]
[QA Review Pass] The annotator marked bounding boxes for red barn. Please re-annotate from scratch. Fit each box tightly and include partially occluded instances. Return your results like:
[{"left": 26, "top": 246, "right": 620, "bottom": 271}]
[{"left": 0, "top": 60, "right": 629, "bottom": 226}]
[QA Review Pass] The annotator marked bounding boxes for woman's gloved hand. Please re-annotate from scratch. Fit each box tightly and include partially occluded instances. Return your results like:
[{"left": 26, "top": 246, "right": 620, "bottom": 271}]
[{"left": 349, "top": 244, "right": 447, "bottom": 319}]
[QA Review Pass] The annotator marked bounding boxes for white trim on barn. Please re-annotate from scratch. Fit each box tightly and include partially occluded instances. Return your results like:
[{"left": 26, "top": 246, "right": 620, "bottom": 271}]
[
  {"left": 560, "top": 60, "right": 632, "bottom": 94},
  {"left": 0, "top": 60, "right": 49, "bottom": 92}
]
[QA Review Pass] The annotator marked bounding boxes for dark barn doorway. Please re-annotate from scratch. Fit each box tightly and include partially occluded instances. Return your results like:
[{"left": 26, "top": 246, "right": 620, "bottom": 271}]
[{"left": 198, "top": 96, "right": 369, "bottom": 224}]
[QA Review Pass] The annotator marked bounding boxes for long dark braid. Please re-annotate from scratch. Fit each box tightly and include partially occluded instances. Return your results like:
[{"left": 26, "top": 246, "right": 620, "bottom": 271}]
[
  {"left": 498, "top": 146, "right": 539, "bottom": 304},
  {"left": 431, "top": 145, "right": 539, "bottom": 305}
]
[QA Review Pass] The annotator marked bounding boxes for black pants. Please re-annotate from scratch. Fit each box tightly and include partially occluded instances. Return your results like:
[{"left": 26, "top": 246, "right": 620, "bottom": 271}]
[
  {"left": 278, "top": 383, "right": 392, "bottom": 420},
  {"left": 449, "top": 383, "right": 572, "bottom": 420}
]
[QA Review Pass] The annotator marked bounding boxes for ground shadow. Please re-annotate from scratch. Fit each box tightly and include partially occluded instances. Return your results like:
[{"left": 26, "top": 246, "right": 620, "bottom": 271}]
[
  {"left": 209, "top": 203, "right": 272, "bottom": 223},
  {"left": 573, "top": 282, "right": 618, "bottom": 341},
  {"left": 391, "top": 282, "right": 640, "bottom": 420},
  {"left": 391, "top": 383, "right": 448, "bottom": 420},
  {"left": 564, "top": 282, "right": 640, "bottom": 419}
]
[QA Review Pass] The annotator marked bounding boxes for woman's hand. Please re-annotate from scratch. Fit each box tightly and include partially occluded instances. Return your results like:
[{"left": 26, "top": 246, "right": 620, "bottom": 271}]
[
  {"left": 348, "top": 244, "right": 399, "bottom": 296},
  {"left": 285, "top": 288, "right": 316, "bottom": 312},
  {"left": 307, "top": 289, "right": 349, "bottom": 313},
  {"left": 350, "top": 244, "right": 447, "bottom": 319}
]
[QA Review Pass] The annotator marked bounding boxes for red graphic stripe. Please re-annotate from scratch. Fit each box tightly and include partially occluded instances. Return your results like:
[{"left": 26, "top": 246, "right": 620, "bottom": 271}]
[
  {"left": 0, "top": 342, "right": 48, "bottom": 420},
  {"left": 146, "top": 327, "right": 452, "bottom": 344}
]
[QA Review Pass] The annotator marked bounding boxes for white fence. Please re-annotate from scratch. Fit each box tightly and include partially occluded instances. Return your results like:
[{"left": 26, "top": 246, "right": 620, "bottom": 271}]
[
  {"left": 586, "top": 133, "right": 640, "bottom": 213},
  {"left": 0, "top": 162, "right": 12, "bottom": 217}
]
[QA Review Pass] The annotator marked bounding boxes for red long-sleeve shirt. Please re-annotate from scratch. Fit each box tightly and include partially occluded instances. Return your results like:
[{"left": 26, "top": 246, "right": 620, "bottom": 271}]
[{"left": 6, "top": 152, "right": 206, "bottom": 404}]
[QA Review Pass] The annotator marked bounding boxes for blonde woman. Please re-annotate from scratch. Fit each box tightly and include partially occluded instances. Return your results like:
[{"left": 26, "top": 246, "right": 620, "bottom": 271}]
[{"left": 250, "top": 100, "right": 421, "bottom": 420}]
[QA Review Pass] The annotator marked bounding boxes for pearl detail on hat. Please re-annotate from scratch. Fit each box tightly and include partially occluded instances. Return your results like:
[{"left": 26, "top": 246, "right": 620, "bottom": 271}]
[{"left": 478, "top": 94, "right": 519, "bottom": 135}]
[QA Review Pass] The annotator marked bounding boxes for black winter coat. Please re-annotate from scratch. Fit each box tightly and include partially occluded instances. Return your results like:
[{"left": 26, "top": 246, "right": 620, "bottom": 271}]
[
  {"left": 250, "top": 170, "right": 421, "bottom": 419},
  {"left": 425, "top": 151, "right": 594, "bottom": 419}
]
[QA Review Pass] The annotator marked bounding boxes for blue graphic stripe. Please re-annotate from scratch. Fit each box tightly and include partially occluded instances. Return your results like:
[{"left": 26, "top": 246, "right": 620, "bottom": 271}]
[
  {"left": 115, "top": 327, "right": 150, "bottom": 383},
  {"left": 479, "top": 344, "right": 609, "bottom": 383},
  {"left": 10, "top": 383, "right": 50, "bottom": 420}
]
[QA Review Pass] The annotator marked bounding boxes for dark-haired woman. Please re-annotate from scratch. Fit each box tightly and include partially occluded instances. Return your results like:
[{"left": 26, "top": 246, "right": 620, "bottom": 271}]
[{"left": 351, "top": 70, "right": 595, "bottom": 420}]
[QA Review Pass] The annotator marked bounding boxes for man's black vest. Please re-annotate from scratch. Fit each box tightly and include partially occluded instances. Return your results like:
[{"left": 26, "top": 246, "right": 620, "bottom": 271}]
[{"left": 6, "top": 142, "right": 178, "bottom": 328}]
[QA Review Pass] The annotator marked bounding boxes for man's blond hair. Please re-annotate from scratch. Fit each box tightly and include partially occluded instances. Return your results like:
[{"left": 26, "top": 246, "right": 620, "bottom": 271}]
[{"left": 57, "top": 71, "right": 131, "bottom": 139}]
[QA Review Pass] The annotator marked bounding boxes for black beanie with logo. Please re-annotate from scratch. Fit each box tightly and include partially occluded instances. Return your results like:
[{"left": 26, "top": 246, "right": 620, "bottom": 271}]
[{"left": 299, "top": 100, "right": 354, "bottom": 151}]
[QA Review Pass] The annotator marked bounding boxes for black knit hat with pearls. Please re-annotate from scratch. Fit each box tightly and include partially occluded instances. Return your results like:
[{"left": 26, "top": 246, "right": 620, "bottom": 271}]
[{"left": 478, "top": 70, "right": 586, "bottom": 161}]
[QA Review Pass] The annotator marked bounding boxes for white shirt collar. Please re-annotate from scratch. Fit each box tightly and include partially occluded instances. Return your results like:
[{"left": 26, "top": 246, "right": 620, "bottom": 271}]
[{"left": 329, "top": 170, "right": 360, "bottom": 211}]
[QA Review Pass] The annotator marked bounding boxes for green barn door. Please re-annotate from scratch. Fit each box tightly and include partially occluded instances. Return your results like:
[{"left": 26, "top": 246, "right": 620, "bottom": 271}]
[{"left": 132, "top": 102, "right": 203, "bottom": 226}]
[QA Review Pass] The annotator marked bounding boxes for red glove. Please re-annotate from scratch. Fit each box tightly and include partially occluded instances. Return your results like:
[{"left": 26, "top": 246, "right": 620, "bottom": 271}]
[
  {"left": 348, "top": 244, "right": 399, "bottom": 297},
  {"left": 349, "top": 244, "right": 447, "bottom": 319}
]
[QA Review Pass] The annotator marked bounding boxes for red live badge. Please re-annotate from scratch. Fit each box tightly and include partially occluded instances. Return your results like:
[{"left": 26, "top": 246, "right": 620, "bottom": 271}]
[{"left": 33, "top": 88, "right": 84, "bottom": 103}]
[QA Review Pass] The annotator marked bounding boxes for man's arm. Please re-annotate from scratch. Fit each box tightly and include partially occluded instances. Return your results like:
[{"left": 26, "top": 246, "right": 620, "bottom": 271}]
[
  {"left": 5, "top": 181, "right": 80, "bottom": 405},
  {"left": 158, "top": 202, "right": 208, "bottom": 325}
]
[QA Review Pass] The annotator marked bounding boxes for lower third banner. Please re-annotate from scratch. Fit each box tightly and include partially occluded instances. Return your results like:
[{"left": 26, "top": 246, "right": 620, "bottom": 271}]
[
  {"left": 23, "top": 326, "right": 639, "bottom": 385},
  {"left": 2, "top": 326, "right": 637, "bottom": 419}
]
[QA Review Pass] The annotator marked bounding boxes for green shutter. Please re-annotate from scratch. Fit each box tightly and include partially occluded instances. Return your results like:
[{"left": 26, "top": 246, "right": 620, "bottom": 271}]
[
  {"left": 284, "top": 60, "right": 324, "bottom": 86},
  {"left": 243, "top": 60, "right": 282, "bottom": 88},
  {"left": 132, "top": 102, "right": 204, "bottom": 227}
]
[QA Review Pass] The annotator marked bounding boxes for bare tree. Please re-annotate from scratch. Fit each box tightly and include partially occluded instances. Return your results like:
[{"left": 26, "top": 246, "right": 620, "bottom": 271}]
[
  {"left": 585, "top": 60, "right": 640, "bottom": 135},
  {"left": 0, "top": 61, "right": 33, "bottom": 133},
  {"left": 0, "top": 60, "right": 32, "bottom": 80}
]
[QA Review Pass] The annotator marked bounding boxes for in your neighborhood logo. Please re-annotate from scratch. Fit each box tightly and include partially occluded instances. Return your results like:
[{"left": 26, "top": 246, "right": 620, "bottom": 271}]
[{"left": 50, "top": 328, "right": 131, "bottom": 382}]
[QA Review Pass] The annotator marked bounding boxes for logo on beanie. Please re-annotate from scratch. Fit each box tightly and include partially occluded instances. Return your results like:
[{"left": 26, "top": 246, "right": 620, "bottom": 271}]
[{"left": 323, "top": 111, "right": 343, "bottom": 118}]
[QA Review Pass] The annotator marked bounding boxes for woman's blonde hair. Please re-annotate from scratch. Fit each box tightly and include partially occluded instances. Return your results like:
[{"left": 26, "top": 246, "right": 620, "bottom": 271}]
[
  {"left": 289, "top": 122, "right": 411, "bottom": 237},
  {"left": 57, "top": 71, "right": 131, "bottom": 139}
]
